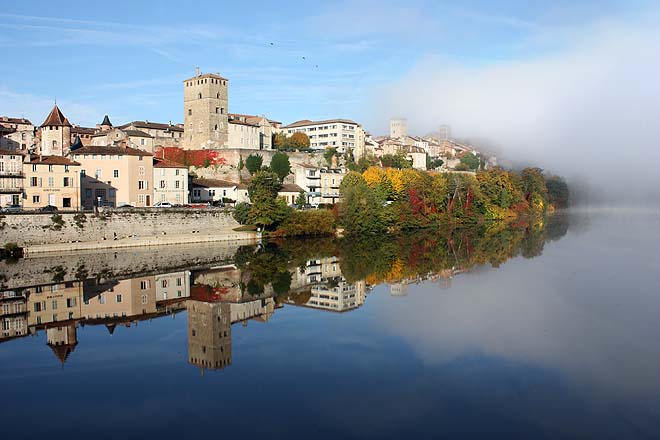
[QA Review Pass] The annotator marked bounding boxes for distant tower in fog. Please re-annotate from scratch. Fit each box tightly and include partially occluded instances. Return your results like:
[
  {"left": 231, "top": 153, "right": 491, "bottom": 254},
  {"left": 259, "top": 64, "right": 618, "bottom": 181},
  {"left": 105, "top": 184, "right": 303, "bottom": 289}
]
[
  {"left": 389, "top": 118, "right": 407, "bottom": 139},
  {"left": 437, "top": 124, "right": 452, "bottom": 141}
]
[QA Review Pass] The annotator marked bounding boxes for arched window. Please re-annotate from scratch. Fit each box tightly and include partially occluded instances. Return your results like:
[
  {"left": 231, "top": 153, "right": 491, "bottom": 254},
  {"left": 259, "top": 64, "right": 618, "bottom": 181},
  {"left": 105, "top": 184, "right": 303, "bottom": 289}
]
[
  {"left": 198, "top": 93, "right": 202, "bottom": 99},
  {"left": 216, "top": 92, "right": 220, "bottom": 99},
  {"left": 214, "top": 125, "right": 218, "bottom": 131},
  {"left": 221, "top": 107, "right": 225, "bottom": 114},
  {"left": 188, "top": 109, "right": 192, "bottom": 116}
]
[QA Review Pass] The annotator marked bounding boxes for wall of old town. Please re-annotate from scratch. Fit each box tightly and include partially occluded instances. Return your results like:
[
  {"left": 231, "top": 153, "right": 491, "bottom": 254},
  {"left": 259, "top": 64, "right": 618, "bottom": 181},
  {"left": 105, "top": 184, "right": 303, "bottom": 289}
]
[
  {"left": 0, "top": 209, "right": 239, "bottom": 246},
  {"left": 0, "top": 240, "right": 246, "bottom": 289}
]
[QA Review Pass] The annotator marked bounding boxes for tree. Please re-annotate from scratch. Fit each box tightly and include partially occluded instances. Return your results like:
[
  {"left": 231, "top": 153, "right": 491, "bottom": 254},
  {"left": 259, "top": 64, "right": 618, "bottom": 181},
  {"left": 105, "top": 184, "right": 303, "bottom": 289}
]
[
  {"left": 324, "top": 147, "right": 337, "bottom": 166},
  {"left": 459, "top": 152, "right": 480, "bottom": 170},
  {"left": 233, "top": 202, "right": 251, "bottom": 224},
  {"left": 356, "top": 154, "right": 379, "bottom": 172},
  {"left": 273, "top": 133, "right": 287, "bottom": 150},
  {"left": 295, "top": 190, "right": 306, "bottom": 208},
  {"left": 289, "top": 132, "right": 310, "bottom": 150},
  {"left": 427, "top": 156, "right": 444, "bottom": 170},
  {"left": 247, "top": 171, "right": 290, "bottom": 230},
  {"left": 270, "top": 152, "right": 291, "bottom": 182},
  {"left": 545, "top": 175, "right": 569, "bottom": 209},
  {"left": 340, "top": 181, "right": 387, "bottom": 234},
  {"left": 381, "top": 151, "right": 411, "bottom": 169},
  {"left": 246, "top": 154, "right": 263, "bottom": 175}
]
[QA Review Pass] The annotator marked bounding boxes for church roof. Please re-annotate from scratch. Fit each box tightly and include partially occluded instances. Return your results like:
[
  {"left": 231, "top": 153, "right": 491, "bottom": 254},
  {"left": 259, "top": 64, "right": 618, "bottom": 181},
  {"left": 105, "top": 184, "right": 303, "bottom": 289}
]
[{"left": 41, "top": 105, "right": 71, "bottom": 127}]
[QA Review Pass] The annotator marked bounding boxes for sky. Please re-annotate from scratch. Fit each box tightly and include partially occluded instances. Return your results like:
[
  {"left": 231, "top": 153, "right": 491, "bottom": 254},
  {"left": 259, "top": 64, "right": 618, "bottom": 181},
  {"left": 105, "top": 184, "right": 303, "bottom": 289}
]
[{"left": 1, "top": 0, "right": 659, "bottom": 193}]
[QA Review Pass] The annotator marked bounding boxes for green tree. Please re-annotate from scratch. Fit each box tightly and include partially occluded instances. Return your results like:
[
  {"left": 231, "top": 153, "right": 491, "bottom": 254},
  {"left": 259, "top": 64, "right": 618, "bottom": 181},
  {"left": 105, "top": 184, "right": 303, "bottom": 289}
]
[
  {"left": 356, "top": 154, "right": 379, "bottom": 172},
  {"left": 289, "top": 132, "right": 310, "bottom": 150},
  {"left": 459, "top": 152, "right": 480, "bottom": 170},
  {"left": 340, "top": 181, "right": 387, "bottom": 234},
  {"left": 427, "top": 156, "right": 444, "bottom": 170},
  {"left": 247, "top": 171, "right": 291, "bottom": 230},
  {"left": 544, "top": 174, "right": 570, "bottom": 208},
  {"left": 233, "top": 202, "right": 251, "bottom": 225},
  {"left": 246, "top": 154, "right": 263, "bottom": 175},
  {"left": 324, "top": 147, "right": 337, "bottom": 166},
  {"left": 381, "top": 151, "right": 411, "bottom": 169},
  {"left": 270, "top": 152, "right": 292, "bottom": 182},
  {"left": 295, "top": 190, "right": 306, "bottom": 208}
]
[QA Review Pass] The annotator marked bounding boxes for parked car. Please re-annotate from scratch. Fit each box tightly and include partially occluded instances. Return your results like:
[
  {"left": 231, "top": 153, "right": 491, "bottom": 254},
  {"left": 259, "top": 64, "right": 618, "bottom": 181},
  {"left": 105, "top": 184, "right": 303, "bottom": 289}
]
[
  {"left": 38, "top": 205, "right": 58, "bottom": 213},
  {"left": 2, "top": 204, "right": 22, "bottom": 213},
  {"left": 116, "top": 204, "right": 134, "bottom": 209},
  {"left": 153, "top": 201, "right": 173, "bottom": 208}
]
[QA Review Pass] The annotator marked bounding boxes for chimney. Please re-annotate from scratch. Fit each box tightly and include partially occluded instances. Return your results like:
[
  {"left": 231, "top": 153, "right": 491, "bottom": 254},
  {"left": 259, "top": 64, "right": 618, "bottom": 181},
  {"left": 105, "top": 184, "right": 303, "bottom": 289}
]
[{"left": 195, "top": 66, "right": 200, "bottom": 77}]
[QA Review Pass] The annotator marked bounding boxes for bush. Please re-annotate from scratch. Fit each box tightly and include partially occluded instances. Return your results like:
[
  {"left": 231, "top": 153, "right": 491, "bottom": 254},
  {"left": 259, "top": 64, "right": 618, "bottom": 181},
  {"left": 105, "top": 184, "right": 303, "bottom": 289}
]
[
  {"left": 279, "top": 209, "right": 336, "bottom": 236},
  {"left": 233, "top": 202, "right": 251, "bottom": 225}
]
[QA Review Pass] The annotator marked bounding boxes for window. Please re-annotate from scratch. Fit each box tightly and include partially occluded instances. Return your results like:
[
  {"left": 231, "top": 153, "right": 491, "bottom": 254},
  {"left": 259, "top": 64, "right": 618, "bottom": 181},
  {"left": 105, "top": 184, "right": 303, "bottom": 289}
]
[
  {"left": 99, "top": 294, "right": 105, "bottom": 304},
  {"left": 175, "top": 169, "right": 179, "bottom": 176},
  {"left": 62, "top": 198, "right": 71, "bottom": 208},
  {"left": 216, "top": 107, "right": 219, "bottom": 114},
  {"left": 139, "top": 166, "right": 145, "bottom": 176},
  {"left": 63, "top": 177, "right": 69, "bottom": 187},
  {"left": 66, "top": 298, "right": 76, "bottom": 307},
  {"left": 198, "top": 92, "right": 202, "bottom": 99},
  {"left": 48, "top": 177, "right": 54, "bottom": 187},
  {"left": 140, "top": 280, "right": 150, "bottom": 290},
  {"left": 160, "top": 180, "right": 166, "bottom": 189},
  {"left": 138, "top": 194, "right": 145, "bottom": 204},
  {"left": 141, "top": 295, "right": 147, "bottom": 304},
  {"left": 188, "top": 109, "right": 192, "bottom": 116},
  {"left": 32, "top": 164, "right": 37, "bottom": 172},
  {"left": 175, "top": 181, "right": 180, "bottom": 189},
  {"left": 30, "top": 177, "right": 38, "bottom": 187},
  {"left": 138, "top": 181, "right": 146, "bottom": 190},
  {"left": 140, "top": 139, "right": 145, "bottom": 146},
  {"left": 51, "top": 300, "right": 57, "bottom": 310},
  {"left": 113, "top": 170, "right": 119, "bottom": 178},
  {"left": 161, "top": 280, "right": 168, "bottom": 288},
  {"left": 116, "top": 294, "right": 122, "bottom": 303},
  {"left": 95, "top": 169, "right": 102, "bottom": 179}
]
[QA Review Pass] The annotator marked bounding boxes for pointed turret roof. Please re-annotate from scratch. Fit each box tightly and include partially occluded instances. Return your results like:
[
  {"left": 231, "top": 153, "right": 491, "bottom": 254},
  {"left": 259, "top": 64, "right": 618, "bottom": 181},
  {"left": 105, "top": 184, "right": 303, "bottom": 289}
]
[
  {"left": 41, "top": 104, "right": 71, "bottom": 127},
  {"left": 48, "top": 342, "right": 77, "bottom": 365},
  {"left": 70, "top": 135, "right": 83, "bottom": 151},
  {"left": 105, "top": 323, "right": 116, "bottom": 335},
  {"left": 101, "top": 115, "right": 112, "bottom": 127}
]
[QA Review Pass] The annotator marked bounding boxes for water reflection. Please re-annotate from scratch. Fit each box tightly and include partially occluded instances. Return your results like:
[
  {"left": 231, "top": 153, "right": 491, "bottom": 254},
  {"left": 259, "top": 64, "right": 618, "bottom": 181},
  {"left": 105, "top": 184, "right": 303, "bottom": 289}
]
[{"left": 1, "top": 215, "right": 570, "bottom": 374}]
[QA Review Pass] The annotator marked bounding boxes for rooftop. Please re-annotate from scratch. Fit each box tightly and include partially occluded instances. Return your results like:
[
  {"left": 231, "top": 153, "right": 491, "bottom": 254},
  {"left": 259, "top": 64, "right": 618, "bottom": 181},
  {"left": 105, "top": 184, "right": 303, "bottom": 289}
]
[
  {"left": 0, "top": 148, "right": 24, "bottom": 156},
  {"left": 0, "top": 117, "right": 32, "bottom": 125},
  {"left": 71, "top": 145, "right": 152, "bottom": 157},
  {"left": 183, "top": 72, "right": 228, "bottom": 82},
  {"left": 26, "top": 155, "right": 80, "bottom": 166},
  {"left": 280, "top": 183, "right": 304, "bottom": 193},
  {"left": 154, "top": 158, "right": 187, "bottom": 169},
  {"left": 282, "top": 118, "right": 360, "bottom": 129},
  {"left": 41, "top": 104, "right": 71, "bottom": 127},
  {"left": 120, "top": 121, "right": 184, "bottom": 132}
]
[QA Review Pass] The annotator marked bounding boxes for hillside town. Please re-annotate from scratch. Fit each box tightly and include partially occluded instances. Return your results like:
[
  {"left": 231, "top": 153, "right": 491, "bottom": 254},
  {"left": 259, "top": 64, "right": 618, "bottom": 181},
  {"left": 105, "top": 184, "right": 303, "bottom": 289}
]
[{"left": 0, "top": 67, "right": 495, "bottom": 211}]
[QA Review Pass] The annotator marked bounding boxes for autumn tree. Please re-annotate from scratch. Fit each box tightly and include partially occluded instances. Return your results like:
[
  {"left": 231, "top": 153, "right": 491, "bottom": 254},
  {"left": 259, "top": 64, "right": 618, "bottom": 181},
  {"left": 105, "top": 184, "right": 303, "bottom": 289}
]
[{"left": 289, "top": 132, "right": 310, "bottom": 150}]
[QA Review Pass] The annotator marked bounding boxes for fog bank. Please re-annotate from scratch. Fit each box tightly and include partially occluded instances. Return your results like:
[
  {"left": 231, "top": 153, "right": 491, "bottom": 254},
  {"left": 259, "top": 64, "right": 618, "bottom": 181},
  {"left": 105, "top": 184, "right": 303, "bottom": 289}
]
[{"left": 368, "top": 20, "right": 660, "bottom": 202}]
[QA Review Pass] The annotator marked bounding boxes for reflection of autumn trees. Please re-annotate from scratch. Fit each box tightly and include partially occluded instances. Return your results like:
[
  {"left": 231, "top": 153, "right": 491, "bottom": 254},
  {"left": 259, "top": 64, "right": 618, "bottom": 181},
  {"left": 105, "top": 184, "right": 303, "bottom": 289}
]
[{"left": 339, "top": 215, "right": 570, "bottom": 285}]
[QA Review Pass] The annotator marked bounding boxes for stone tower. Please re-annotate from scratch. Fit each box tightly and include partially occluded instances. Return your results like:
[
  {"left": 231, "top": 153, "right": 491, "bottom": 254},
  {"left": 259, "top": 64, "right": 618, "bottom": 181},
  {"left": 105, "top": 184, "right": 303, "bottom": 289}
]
[
  {"left": 187, "top": 300, "right": 232, "bottom": 371},
  {"left": 40, "top": 104, "right": 72, "bottom": 156},
  {"left": 46, "top": 323, "right": 78, "bottom": 365},
  {"left": 183, "top": 67, "right": 229, "bottom": 150},
  {"left": 389, "top": 118, "right": 407, "bottom": 139}
]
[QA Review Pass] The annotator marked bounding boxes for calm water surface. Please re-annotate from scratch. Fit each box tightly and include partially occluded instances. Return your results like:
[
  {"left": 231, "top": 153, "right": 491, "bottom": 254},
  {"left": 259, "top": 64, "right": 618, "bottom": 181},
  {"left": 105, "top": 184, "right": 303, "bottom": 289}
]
[{"left": 1, "top": 210, "right": 659, "bottom": 439}]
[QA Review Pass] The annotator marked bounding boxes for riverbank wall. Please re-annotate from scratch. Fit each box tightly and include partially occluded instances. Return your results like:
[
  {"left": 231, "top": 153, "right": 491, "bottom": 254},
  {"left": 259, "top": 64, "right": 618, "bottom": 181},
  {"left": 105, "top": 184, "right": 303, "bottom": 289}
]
[{"left": 0, "top": 209, "right": 242, "bottom": 248}]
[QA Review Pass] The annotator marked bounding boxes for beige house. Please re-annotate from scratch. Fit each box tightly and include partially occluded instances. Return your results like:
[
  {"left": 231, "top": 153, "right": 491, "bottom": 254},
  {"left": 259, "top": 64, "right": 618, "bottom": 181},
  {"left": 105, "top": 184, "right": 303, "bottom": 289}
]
[
  {"left": 153, "top": 158, "right": 188, "bottom": 205},
  {"left": 23, "top": 156, "right": 81, "bottom": 210},
  {"left": 228, "top": 113, "right": 280, "bottom": 150},
  {"left": 190, "top": 178, "right": 244, "bottom": 204},
  {"left": 279, "top": 183, "right": 304, "bottom": 205},
  {"left": 0, "top": 149, "right": 24, "bottom": 207},
  {"left": 228, "top": 119, "right": 261, "bottom": 149},
  {"left": 81, "top": 276, "right": 157, "bottom": 320},
  {"left": 71, "top": 145, "right": 153, "bottom": 208}
]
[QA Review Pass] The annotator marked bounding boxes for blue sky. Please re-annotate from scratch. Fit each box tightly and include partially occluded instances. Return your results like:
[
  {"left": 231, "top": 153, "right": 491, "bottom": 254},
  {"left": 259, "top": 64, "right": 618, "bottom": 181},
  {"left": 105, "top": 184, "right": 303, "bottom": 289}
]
[{"left": 0, "top": 0, "right": 653, "bottom": 134}]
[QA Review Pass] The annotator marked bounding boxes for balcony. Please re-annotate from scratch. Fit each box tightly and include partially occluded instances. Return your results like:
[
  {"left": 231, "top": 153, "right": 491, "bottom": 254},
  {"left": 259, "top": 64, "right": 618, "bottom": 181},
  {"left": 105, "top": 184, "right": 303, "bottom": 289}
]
[
  {"left": 0, "top": 172, "right": 23, "bottom": 177},
  {"left": 0, "top": 187, "right": 23, "bottom": 194}
]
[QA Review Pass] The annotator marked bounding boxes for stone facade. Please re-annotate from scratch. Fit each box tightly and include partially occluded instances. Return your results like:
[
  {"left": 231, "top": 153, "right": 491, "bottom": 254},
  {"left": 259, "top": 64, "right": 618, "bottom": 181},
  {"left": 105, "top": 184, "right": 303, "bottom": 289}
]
[
  {"left": 40, "top": 105, "right": 72, "bottom": 156},
  {"left": 389, "top": 118, "right": 407, "bottom": 138},
  {"left": 183, "top": 69, "right": 229, "bottom": 150}
]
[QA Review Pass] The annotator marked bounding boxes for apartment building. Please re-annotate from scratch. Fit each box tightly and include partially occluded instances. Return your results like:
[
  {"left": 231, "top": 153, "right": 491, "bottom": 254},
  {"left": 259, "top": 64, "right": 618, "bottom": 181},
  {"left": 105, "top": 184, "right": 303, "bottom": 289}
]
[
  {"left": 23, "top": 156, "right": 82, "bottom": 210},
  {"left": 294, "top": 164, "right": 345, "bottom": 205},
  {"left": 71, "top": 145, "right": 153, "bottom": 208},
  {"left": 0, "top": 149, "right": 24, "bottom": 207},
  {"left": 282, "top": 119, "right": 365, "bottom": 154},
  {"left": 153, "top": 158, "right": 188, "bottom": 205}
]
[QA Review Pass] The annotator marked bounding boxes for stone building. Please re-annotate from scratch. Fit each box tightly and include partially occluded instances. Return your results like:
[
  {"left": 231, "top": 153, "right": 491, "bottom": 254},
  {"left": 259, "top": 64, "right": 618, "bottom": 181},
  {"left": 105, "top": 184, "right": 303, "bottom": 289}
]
[
  {"left": 70, "top": 126, "right": 96, "bottom": 147},
  {"left": 71, "top": 144, "right": 153, "bottom": 208},
  {"left": 187, "top": 301, "right": 232, "bottom": 371},
  {"left": 46, "top": 323, "right": 78, "bottom": 365},
  {"left": 228, "top": 118, "right": 260, "bottom": 149},
  {"left": 23, "top": 156, "right": 82, "bottom": 210},
  {"left": 40, "top": 104, "right": 71, "bottom": 156},
  {"left": 183, "top": 68, "right": 229, "bottom": 150},
  {"left": 0, "top": 149, "right": 25, "bottom": 207},
  {"left": 119, "top": 120, "right": 184, "bottom": 147},
  {"left": 92, "top": 127, "right": 154, "bottom": 152},
  {"left": 0, "top": 117, "right": 37, "bottom": 152},
  {"left": 228, "top": 113, "right": 280, "bottom": 150}
]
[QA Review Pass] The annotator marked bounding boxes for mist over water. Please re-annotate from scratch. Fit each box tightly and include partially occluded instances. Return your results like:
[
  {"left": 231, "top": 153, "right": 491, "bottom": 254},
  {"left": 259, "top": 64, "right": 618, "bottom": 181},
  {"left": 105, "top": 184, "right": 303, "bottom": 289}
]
[{"left": 367, "top": 19, "right": 660, "bottom": 204}]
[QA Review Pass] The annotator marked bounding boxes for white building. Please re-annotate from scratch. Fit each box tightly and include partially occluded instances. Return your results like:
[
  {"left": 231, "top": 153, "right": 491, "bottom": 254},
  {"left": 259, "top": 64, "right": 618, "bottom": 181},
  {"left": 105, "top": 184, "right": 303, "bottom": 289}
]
[
  {"left": 282, "top": 119, "right": 365, "bottom": 154},
  {"left": 153, "top": 158, "right": 189, "bottom": 205}
]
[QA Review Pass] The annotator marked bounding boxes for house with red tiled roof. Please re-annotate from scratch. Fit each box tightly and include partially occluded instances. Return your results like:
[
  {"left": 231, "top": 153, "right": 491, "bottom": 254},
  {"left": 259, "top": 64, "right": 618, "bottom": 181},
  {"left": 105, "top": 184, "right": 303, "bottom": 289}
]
[{"left": 153, "top": 158, "right": 188, "bottom": 205}]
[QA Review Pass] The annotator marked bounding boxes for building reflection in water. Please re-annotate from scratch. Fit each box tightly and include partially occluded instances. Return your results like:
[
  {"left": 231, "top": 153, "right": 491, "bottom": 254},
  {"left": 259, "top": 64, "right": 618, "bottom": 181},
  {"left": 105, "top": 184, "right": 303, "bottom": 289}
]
[{"left": 0, "top": 256, "right": 365, "bottom": 373}]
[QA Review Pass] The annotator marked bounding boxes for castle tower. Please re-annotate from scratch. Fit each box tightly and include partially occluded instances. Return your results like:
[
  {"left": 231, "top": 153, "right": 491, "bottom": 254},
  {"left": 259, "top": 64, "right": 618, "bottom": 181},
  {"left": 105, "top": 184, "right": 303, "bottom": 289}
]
[
  {"left": 183, "top": 67, "right": 229, "bottom": 150},
  {"left": 187, "top": 301, "right": 232, "bottom": 371},
  {"left": 46, "top": 323, "right": 78, "bottom": 365},
  {"left": 389, "top": 118, "right": 407, "bottom": 139},
  {"left": 40, "top": 104, "right": 72, "bottom": 156}
]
